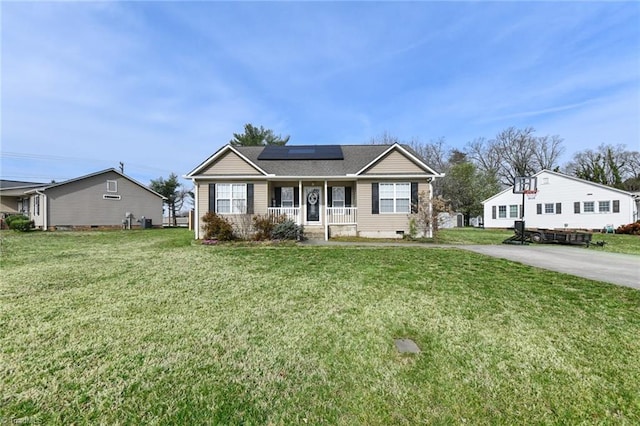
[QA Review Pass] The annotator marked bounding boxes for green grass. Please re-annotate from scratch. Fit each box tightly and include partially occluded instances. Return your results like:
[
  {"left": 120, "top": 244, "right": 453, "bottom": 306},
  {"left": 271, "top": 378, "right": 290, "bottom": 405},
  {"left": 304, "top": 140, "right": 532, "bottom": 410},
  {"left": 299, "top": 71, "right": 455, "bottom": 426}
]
[{"left": 2, "top": 229, "right": 640, "bottom": 424}]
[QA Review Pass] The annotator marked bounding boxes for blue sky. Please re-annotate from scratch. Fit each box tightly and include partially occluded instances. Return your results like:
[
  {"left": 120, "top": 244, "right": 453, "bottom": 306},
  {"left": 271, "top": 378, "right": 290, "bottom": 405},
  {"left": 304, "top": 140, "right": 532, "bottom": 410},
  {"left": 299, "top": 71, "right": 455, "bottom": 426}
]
[{"left": 1, "top": 1, "right": 639, "bottom": 188}]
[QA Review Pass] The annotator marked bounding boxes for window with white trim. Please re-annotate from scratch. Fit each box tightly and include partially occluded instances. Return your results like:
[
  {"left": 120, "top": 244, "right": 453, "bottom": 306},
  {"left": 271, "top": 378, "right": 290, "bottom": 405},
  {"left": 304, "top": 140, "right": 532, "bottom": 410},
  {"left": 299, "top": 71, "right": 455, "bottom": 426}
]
[
  {"left": 509, "top": 205, "right": 518, "bottom": 218},
  {"left": 216, "top": 183, "right": 247, "bottom": 214},
  {"left": 281, "top": 187, "right": 294, "bottom": 208},
  {"left": 106, "top": 180, "right": 117, "bottom": 192},
  {"left": 332, "top": 186, "right": 345, "bottom": 208},
  {"left": 544, "top": 203, "right": 555, "bottom": 214},
  {"left": 498, "top": 205, "right": 507, "bottom": 218},
  {"left": 34, "top": 195, "right": 40, "bottom": 216},
  {"left": 598, "top": 201, "right": 610, "bottom": 213},
  {"left": 379, "top": 182, "right": 410, "bottom": 213},
  {"left": 583, "top": 201, "right": 594, "bottom": 213}
]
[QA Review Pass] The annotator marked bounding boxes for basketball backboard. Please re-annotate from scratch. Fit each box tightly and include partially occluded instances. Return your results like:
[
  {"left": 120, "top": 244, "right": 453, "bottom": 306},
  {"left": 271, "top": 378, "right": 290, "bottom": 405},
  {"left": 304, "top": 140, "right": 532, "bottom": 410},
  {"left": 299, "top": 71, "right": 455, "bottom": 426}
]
[{"left": 513, "top": 176, "right": 537, "bottom": 194}]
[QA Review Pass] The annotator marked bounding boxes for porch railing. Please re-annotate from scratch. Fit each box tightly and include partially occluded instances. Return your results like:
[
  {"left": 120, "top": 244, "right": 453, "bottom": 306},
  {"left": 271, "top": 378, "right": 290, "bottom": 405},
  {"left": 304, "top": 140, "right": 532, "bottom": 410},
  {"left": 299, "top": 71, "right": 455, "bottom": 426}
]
[
  {"left": 326, "top": 207, "right": 357, "bottom": 224},
  {"left": 268, "top": 207, "right": 300, "bottom": 223},
  {"left": 267, "top": 207, "right": 358, "bottom": 225}
]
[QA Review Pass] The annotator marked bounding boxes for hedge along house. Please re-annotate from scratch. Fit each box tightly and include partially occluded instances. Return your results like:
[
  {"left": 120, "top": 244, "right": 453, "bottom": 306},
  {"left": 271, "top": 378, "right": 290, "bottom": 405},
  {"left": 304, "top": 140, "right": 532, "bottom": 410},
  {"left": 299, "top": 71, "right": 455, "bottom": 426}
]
[
  {"left": 482, "top": 169, "right": 639, "bottom": 231},
  {"left": 23, "top": 168, "right": 165, "bottom": 230},
  {"left": 186, "top": 143, "right": 443, "bottom": 240}
]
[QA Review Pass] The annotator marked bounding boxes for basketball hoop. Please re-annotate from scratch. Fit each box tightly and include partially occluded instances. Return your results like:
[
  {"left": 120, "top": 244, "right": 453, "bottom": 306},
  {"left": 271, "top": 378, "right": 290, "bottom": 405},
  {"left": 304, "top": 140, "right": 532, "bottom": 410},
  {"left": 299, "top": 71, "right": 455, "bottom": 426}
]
[{"left": 524, "top": 190, "right": 538, "bottom": 200}]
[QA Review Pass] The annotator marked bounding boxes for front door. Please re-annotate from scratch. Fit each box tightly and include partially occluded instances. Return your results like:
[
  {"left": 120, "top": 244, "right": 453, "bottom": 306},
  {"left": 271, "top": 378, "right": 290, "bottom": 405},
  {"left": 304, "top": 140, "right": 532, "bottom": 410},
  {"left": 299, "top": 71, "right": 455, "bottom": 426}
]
[{"left": 305, "top": 187, "right": 321, "bottom": 223}]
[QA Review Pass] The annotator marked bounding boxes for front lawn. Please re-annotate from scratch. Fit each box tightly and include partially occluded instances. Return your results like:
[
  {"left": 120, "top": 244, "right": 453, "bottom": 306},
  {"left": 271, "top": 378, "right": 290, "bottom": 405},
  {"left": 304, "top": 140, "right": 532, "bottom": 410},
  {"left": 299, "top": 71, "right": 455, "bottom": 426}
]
[{"left": 1, "top": 229, "right": 639, "bottom": 424}]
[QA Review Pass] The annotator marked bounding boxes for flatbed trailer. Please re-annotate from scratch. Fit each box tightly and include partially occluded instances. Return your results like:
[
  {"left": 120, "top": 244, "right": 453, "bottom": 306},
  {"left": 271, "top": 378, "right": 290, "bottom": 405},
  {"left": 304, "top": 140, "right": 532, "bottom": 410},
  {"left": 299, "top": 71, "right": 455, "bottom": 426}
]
[{"left": 503, "top": 227, "right": 593, "bottom": 245}]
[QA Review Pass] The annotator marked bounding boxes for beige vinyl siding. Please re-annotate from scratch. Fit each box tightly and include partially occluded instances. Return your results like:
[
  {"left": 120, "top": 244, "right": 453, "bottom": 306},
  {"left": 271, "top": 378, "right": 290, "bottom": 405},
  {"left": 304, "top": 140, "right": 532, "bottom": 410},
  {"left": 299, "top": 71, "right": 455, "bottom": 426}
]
[
  {"left": 363, "top": 151, "right": 426, "bottom": 175},
  {"left": 1, "top": 196, "right": 18, "bottom": 214},
  {"left": 356, "top": 179, "right": 430, "bottom": 238},
  {"left": 47, "top": 171, "right": 163, "bottom": 227},
  {"left": 200, "top": 151, "right": 263, "bottom": 176},
  {"left": 196, "top": 180, "right": 268, "bottom": 239}
]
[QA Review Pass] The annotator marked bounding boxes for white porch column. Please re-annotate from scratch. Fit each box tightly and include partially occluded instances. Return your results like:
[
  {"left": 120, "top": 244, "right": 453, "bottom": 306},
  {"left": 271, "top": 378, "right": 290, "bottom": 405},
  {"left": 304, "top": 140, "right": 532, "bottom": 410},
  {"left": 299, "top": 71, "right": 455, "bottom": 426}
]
[
  {"left": 324, "top": 180, "right": 328, "bottom": 241},
  {"left": 428, "top": 179, "right": 433, "bottom": 238},
  {"left": 298, "top": 180, "right": 303, "bottom": 225}
]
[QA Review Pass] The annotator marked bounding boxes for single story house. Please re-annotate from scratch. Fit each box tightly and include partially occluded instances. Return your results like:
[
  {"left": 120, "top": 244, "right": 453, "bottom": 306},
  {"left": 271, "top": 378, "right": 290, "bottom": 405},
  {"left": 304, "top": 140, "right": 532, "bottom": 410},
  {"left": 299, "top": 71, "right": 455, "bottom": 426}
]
[
  {"left": 482, "top": 169, "right": 639, "bottom": 230},
  {"left": 186, "top": 143, "right": 443, "bottom": 240},
  {"left": 1, "top": 179, "right": 48, "bottom": 217},
  {"left": 18, "top": 168, "right": 165, "bottom": 230}
]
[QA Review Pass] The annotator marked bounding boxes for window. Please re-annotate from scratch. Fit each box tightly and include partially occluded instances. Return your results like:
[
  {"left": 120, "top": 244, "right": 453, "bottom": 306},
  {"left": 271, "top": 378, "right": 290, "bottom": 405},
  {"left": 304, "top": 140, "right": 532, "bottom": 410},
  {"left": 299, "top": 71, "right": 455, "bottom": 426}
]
[
  {"left": 34, "top": 195, "right": 40, "bottom": 216},
  {"left": 545, "top": 203, "right": 555, "bottom": 214},
  {"left": 583, "top": 201, "right": 594, "bottom": 213},
  {"left": 216, "top": 183, "right": 247, "bottom": 214},
  {"left": 509, "top": 205, "right": 518, "bottom": 218},
  {"left": 106, "top": 180, "right": 117, "bottom": 192},
  {"left": 379, "top": 183, "right": 410, "bottom": 213},
  {"left": 598, "top": 201, "right": 610, "bottom": 213},
  {"left": 498, "top": 205, "right": 507, "bottom": 218},
  {"left": 332, "top": 187, "right": 345, "bottom": 208},
  {"left": 281, "top": 187, "right": 294, "bottom": 208}
]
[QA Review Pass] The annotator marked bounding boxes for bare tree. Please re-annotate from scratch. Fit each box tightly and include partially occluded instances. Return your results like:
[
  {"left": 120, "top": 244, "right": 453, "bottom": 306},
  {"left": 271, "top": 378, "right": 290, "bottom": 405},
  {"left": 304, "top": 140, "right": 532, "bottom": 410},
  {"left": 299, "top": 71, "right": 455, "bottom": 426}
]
[
  {"left": 466, "top": 127, "right": 565, "bottom": 186},
  {"left": 533, "top": 134, "right": 564, "bottom": 171},
  {"left": 465, "top": 137, "right": 502, "bottom": 177},
  {"left": 368, "top": 130, "right": 400, "bottom": 145}
]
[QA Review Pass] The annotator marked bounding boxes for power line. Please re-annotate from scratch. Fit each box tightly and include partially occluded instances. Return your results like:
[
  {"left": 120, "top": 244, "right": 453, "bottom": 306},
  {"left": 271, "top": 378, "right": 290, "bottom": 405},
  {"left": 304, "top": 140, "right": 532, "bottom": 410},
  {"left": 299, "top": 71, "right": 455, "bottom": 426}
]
[{"left": 1, "top": 151, "right": 174, "bottom": 174}]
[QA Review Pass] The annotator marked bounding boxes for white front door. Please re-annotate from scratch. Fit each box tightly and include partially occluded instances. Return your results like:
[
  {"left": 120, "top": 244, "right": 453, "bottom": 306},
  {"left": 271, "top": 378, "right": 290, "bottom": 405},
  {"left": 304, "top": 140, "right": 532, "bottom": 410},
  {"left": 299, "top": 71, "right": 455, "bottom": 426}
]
[{"left": 304, "top": 187, "right": 321, "bottom": 224}]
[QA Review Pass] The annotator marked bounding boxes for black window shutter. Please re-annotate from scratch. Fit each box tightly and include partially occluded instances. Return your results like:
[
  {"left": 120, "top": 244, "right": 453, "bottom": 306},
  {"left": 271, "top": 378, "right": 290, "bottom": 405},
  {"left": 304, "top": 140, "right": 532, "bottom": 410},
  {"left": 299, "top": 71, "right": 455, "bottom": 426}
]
[
  {"left": 246, "top": 184, "right": 254, "bottom": 214},
  {"left": 372, "top": 183, "right": 379, "bottom": 214},
  {"left": 411, "top": 182, "right": 419, "bottom": 214},
  {"left": 294, "top": 187, "right": 300, "bottom": 207},
  {"left": 275, "top": 187, "right": 282, "bottom": 207},
  {"left": 613, "top": 200, "right": 620, "bottom": 213},
  {"left": 556, "top": 202, "right": 562, "bottom": 214},
  {"left": 328, "top": 187, "right": 333, "bottom": 207},
  {"left": 492, "top": 206, "right": 496, "bottom": 219},
  {"left": 536, "top": 203, "right": 542, "bottom": 215},
  {"left": 345, "top": 187, "right": 352, "bottom": 207},
  {"left": 208, "top": 183, "right": 216, "bottom": 213},
  {"left": 574, "top": 202, "right": 580, "bottom": 214}
]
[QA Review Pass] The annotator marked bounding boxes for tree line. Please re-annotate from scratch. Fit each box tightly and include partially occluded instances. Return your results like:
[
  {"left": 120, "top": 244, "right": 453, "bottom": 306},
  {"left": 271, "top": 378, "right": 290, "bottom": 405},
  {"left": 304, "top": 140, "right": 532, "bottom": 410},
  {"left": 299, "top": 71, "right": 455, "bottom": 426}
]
[
  {"left": 370, "top": 127, "right": 639, "bottom": 225},
  {"left": 149, "top": 123, "right": 639, "bottom": 226}
]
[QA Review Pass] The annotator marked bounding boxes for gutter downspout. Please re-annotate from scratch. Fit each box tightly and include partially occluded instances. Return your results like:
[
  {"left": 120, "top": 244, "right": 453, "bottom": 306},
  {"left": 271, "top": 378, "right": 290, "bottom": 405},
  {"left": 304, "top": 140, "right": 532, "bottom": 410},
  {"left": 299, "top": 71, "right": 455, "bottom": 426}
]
[
  {"left": 324, "top": 180, "right": 328, "bottom": 241},
  {"left": 193, "top": 181, "right": 199, "bottom": 239}
]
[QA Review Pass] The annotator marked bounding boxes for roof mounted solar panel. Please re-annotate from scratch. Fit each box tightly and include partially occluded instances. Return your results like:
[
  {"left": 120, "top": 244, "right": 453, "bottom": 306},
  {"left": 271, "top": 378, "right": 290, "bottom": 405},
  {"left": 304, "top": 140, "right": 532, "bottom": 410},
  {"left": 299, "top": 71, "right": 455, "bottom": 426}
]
[{"left": 258, "top": 145, "right": 343, "bottom": 160}]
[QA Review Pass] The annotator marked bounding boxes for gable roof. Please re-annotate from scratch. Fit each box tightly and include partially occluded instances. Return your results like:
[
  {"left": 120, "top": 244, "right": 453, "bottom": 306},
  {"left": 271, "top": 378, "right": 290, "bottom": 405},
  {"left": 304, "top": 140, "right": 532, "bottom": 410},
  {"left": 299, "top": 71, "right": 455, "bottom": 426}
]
[
  {"left": 187, "top": 143, "right": 442, "bottom": 178},
  {"left": 24, "top": 168, "right": 166, "bottom": 199},
  {"left": 482, "top": 169, "right": 635, "bottom": 204}
]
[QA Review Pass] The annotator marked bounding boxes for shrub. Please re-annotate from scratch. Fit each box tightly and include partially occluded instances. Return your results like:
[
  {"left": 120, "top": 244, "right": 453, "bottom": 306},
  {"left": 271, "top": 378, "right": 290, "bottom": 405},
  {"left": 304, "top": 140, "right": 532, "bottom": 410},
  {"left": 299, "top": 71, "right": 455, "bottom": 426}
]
[
  {"left": 201, "top": 212, "right": 235, "bottom": 241},
  {"left": 616, "top": 221, "right": 640, "bottom": 235},
  {"left": 272, "top": 220, "right": 304, "bottom": 241},
  {"left": 5, "top": 214, "right": 28, "bottom": 227},
  {"left": 252, "top": 214, "right": 287, "bottom": 241},
  {"left": 7, "top": 215, "right": 34, "bottom": 232}
]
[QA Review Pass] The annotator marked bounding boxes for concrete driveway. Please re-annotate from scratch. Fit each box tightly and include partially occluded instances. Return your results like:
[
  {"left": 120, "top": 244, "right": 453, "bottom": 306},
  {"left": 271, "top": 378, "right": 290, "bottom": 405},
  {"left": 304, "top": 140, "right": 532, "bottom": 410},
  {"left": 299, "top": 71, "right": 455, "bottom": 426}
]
[{"left": 460, "top": 245, "right": 640, "bottom": 290}]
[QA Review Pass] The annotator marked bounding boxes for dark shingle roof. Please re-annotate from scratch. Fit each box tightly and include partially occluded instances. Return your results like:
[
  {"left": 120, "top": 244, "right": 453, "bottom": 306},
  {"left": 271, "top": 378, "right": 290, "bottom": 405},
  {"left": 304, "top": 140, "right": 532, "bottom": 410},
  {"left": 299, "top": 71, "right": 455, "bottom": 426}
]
[{"left": 234, "top": 144, "right": 437, "bottom": 176}]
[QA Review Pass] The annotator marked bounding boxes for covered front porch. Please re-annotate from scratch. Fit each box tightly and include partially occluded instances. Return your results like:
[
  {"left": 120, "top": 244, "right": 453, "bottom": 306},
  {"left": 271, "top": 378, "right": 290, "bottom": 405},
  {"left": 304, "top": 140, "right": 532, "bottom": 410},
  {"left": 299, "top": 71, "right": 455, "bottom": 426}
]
[{"left": 266, "top": 180, "right": 357, "bottom": 239}]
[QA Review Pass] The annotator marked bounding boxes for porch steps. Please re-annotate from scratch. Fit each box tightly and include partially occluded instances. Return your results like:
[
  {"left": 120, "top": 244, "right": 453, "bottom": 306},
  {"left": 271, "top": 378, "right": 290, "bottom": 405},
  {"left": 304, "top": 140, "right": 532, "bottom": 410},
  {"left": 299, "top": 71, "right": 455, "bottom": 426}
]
[{"left": 304, "top": 227, "right": 325, "bottom": 240}]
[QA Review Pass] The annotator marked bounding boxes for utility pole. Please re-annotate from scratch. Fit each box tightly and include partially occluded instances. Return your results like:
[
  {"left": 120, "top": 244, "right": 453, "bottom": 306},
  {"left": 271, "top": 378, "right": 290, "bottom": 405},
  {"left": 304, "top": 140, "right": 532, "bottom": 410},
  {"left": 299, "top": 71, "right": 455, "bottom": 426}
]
[{"left": 119, "top": 162, "right": 124, "bottom": 173}]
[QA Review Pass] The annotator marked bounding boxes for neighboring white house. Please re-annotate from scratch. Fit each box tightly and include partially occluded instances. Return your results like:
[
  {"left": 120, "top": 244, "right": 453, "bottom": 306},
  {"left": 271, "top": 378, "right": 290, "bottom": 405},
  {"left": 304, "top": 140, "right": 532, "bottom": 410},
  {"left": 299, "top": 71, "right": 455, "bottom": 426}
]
[{"left": 482, "top": 169, "right": 639, "bottom": 230}]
